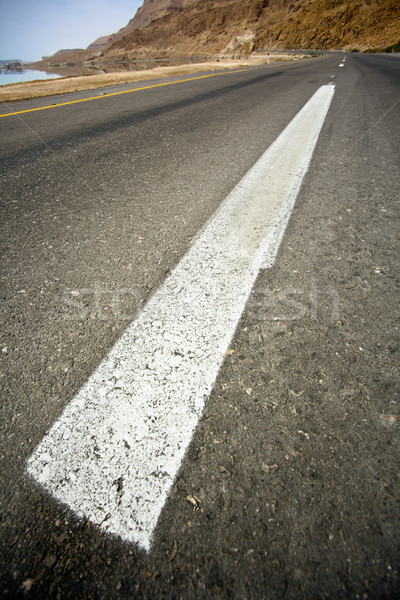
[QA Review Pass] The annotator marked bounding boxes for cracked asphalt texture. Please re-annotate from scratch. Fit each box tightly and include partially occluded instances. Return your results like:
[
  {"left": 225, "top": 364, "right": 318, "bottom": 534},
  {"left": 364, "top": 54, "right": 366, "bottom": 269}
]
[{"left": 1, "top": 53, "right": 399, "bottom": 598}]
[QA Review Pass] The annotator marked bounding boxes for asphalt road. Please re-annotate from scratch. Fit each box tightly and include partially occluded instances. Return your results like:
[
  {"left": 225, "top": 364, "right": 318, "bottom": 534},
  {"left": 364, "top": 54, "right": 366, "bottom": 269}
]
[{"left": 1, "top": 53, "right": 399, "bottom": 598}]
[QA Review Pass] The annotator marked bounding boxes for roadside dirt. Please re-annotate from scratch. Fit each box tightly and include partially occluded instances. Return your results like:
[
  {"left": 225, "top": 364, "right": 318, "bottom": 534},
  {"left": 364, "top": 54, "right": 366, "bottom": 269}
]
[{"left": 0, "top": 55, "right": 296, "bottom": 103}]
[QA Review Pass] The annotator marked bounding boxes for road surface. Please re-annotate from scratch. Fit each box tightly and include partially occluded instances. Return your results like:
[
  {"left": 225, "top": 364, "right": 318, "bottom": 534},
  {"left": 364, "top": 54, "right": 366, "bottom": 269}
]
[{"left": 1, "top": 52, "right": 399, "bottom": 598}]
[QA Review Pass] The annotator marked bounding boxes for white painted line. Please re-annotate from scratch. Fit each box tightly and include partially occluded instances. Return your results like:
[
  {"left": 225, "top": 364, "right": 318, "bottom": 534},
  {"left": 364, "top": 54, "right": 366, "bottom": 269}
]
[{"left": 27, "top": 84, "right": 335, "bottom": 551}]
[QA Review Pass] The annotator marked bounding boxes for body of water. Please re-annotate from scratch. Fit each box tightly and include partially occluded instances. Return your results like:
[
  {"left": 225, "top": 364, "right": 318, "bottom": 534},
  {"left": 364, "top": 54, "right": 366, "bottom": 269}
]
[
  {"left": 0, "top": 57, "right": 213, "bottom": 86},
  {"left": 0, "top": 69, "right": 61, "bottom": 86}
]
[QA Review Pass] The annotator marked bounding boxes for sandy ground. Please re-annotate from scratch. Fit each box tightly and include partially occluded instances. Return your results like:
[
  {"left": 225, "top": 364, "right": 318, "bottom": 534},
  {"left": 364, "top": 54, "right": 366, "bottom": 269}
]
[{"left": 0, "top": 55, "right": 299, "bottom": 103}]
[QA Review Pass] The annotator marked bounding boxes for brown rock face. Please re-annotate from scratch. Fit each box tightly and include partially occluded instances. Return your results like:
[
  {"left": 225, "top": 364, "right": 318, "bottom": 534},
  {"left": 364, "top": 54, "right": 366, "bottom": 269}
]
[
  {"left": 124, "top": 0, "right": 197, "bottom": 33},
  {"left": 37, "top": 0, "right": 400, "bottom": 65},
  {"left": 87, "top": 0, "right": 198, "bottom": 52},
  {"left": 102, "top": 0, "right": 400, "bottom": 59}
]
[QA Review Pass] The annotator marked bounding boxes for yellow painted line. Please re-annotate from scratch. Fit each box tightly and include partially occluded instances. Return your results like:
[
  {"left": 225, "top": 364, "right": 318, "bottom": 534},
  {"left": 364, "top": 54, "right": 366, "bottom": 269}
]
[{"left": 0, "top": 63, "right": 285, "bottom": 118}]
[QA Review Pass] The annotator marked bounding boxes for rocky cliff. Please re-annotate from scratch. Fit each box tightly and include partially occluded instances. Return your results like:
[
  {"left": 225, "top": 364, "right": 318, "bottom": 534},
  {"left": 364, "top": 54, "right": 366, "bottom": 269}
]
[
  {"left": 88, "top": 0, "right": 197, "bottom": 52},
  {"left": 38, "top": 0, "right": 400, "bottom": 66},
  {"left": 101, "top": 0, "right": 400, "bottom": 60}
]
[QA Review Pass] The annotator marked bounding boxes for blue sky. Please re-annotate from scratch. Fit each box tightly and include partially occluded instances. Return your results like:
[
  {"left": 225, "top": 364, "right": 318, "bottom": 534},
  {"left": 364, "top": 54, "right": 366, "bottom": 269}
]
[{"left": 0, "top": 0, "right": 143, "bottom": 62}]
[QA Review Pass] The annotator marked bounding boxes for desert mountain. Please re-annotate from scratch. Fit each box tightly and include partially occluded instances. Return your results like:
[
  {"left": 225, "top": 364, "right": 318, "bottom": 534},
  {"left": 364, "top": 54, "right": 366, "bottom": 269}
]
[
  {"left": 88, "top": 0, "right": 197, "bottom": 51},
  {"left": 39, "top": 0, "right": 400, "bottom": 65},
  {"left": 102, "top": 0, "right": 400, "bottom": 59},
  {"left": 117, "top": 0, "right": 197, "bottom": 34}
]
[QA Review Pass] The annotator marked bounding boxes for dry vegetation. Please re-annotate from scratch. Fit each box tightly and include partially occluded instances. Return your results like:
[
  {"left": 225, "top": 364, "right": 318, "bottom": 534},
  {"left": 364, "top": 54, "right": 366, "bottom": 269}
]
[{"left": 0, "top": 55, "right": 297, "bottom": 104}]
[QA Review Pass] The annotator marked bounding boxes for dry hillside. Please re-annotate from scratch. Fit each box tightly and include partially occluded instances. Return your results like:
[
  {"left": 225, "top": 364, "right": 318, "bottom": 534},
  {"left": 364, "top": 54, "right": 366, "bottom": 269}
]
[
  {"left": 122, "top": 0, "right": 197, "bottom": 33},
  {"left": 88, "top": 0, "right": 196, "bottom": 51},
  {"left": 103, "top": 0, "right": 400, "bottom": 59},
  {"left": 35, "top": 0, "right": 400, "bottom": 67}
]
